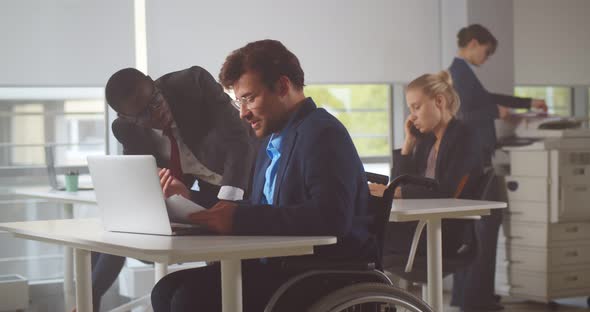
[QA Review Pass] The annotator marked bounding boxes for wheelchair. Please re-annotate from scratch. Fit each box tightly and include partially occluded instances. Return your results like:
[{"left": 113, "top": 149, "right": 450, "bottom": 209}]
[{"left": 263, "top": 173, "right": 438, "bottom": 312}]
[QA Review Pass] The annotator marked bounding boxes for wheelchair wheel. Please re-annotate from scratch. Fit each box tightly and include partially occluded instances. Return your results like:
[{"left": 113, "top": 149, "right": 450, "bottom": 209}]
[{"left": 307, "top": 282, "right": 433, "bottom": 312}]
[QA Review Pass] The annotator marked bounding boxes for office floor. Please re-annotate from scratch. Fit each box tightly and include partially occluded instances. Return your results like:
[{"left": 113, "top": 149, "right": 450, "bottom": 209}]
[{"left": 442, "top": 293, "right": 590, "bottom": 311}]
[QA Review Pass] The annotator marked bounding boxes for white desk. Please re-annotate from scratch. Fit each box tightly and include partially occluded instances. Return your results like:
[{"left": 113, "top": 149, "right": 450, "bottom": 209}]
[
  {"left": 13, "top": 187, "right": 97, "bottom": 311},
  {"left": 390, "top": 198, "right": 507, "bottom": 312},
  {"left": 13, "top": 187, "right": 97, "bottom": 206},
  {"left": 0, "top": 218, "right": 336, "bottom": 312}
]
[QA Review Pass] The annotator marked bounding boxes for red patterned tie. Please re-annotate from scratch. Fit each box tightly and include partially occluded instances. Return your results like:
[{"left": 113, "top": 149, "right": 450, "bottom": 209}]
[{"left": 162, "top": 127, "right": 183, "bottom": 179}]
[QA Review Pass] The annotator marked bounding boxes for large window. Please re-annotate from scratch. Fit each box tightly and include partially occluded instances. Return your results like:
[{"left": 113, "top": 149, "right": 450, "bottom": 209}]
[
  {"left": 0, "top": 88, "right": 106, "bottom": 169},
  {"left": 304, "top": 84, "right": 391, "bottom": 160},
  {"left": 0, "top": 88, "right": 105, "bottom": 281},
  {"left": 514, "top": 86, "right": 572, "bottom": 116}
]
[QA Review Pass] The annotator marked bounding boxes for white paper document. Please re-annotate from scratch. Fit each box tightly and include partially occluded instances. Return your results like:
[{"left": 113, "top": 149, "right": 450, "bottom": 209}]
[{"left": 165, "top": 195, "right": 206, "bottom": 224}]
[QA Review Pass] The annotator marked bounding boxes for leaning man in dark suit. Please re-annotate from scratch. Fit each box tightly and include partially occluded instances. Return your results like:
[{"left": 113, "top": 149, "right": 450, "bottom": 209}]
[
  {"left": 151, "top": 39, "right": 377, "bottom": 312},
  {"left": 87, "top": 66, "right": 255, "bottom": 312}
]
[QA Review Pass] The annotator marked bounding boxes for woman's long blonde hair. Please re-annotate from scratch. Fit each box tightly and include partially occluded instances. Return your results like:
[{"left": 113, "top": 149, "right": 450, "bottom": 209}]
[{"left": 407, "top": 71, "right": 461, "bottom": 116}]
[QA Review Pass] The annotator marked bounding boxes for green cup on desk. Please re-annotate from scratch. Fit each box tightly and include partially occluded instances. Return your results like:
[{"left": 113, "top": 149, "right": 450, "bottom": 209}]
[{"left": 64, "top": 171, "right": 79, "bottom": 192}]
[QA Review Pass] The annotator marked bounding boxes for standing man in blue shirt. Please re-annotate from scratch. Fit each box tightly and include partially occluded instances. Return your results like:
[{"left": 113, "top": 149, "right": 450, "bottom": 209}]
[{"left": 150, "top": 39, "right": 377, "bottom": 312}]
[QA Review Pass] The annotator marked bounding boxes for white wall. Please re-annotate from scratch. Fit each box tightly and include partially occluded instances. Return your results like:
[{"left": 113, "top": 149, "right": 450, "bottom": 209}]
[
  {"left": 441, "top": 0, "right": 468, "bottom": 69},
  {"left": 5, "top": 1, "right": 588, "bottom": 89},
  {"left": 0, "top": 1, "right": 135, "bottom": 86},
  {"left": 514, "top": 0, "right": 590, "bottom": 86},
  {"left": 146, "top": 0, "right": 442, "bottom": 83},
  {"left": 440, "top": 0, "right": 515, "bottom": 94},
  {"left": 467, "top": 0, "right": 515, "bottom": 94},
  {"left": 439, "top": 0, "right": 516, "bottom": 143}
]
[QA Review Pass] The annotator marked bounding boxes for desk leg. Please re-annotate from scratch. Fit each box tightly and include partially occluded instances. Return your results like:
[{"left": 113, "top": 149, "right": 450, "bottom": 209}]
[
  {"left": 63, "top": 246, "right": 75, "bottom": 311},
  {"left": 63, "top": 203, "right": 75, "bottom": 312},
  {"left": 426, "top": 218, "right": 443, "bottom": 312},
  {"left": 74, "top": 249, "right": 92, "bottom": 312},
  {"left": 221, "top": 259, "right": 242, "bottom": 312},
  {"left": 155, "top": 262, "right": 168, "bottom": 282}
]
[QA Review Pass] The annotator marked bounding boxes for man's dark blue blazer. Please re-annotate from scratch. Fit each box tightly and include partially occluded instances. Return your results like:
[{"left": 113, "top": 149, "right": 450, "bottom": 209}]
[{"left": 233, "top": 98, "right": 377, "bottom": 262}]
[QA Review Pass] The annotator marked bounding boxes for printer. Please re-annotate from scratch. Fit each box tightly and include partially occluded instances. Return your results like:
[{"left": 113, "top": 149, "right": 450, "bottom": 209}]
[{"left": 495, "top": 115, "right": 590, "bottom": 303}]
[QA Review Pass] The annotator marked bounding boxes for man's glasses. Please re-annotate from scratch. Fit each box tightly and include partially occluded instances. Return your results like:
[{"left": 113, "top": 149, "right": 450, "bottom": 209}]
[
  {"left": 231, "top": 94, "right": 258, "bottom": 111},
  {"left": 118, "top": 88, "right": 165, "bottom": 124}
]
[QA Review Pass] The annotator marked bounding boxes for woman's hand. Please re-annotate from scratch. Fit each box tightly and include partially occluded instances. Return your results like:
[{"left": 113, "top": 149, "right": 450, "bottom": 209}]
[
  {"left": 368, "top": 183, "right": 387, "bottom": 197},
  {"left": 498, "top": 105, "right": 512, "bottom": 120},
  {"left": 368, "top": 183, "right": 403, "bottom": 199},
  {"left": 531, "top": 99, "right": 548, "bottom": 112},
  {"left": 394, "top": 187, "right": 402, "bottom": 199},
  {"left": 402, "top": 116, "right": 418, "bottom": 155}
]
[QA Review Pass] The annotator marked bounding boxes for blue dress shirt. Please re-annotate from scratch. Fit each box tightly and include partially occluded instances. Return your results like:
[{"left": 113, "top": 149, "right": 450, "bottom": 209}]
[{"left": 262, "top": 133, "right": 283, "bottom": 204}]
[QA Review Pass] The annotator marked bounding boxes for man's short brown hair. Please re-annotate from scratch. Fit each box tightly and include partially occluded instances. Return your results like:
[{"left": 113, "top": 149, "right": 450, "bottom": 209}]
[{"left": 219, "top": 39, "right": 305, "bottom": 91}]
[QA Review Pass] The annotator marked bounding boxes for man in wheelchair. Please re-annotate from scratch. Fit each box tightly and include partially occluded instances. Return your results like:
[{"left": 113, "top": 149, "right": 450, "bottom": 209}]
[{"left": 150, "top": 39, "right": 382, "bottom": 312}]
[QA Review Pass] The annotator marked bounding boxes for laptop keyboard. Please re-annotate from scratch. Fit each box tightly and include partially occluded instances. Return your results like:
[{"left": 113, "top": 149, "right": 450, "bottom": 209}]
[{"left": 170, "top": 223, "right": 210, "bottom": 235}]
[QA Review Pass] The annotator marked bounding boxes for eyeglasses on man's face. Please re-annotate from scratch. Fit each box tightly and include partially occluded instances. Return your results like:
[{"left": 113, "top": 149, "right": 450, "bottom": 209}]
[
  {"left": 231, "top": 94, "right": 258, "bottom": 111},
  {"left": 118, "top": 88, "right": 165, "bottom": 124}
]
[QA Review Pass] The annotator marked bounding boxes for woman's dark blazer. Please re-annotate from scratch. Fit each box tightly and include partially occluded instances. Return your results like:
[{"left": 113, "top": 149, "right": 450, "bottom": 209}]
[
  {"left": 391, "top": 118, "right": 483, "bottom": 200},
  {"left": 384, "top": 118, "right": 484, "bottom": 258},
  {"left": 449, "top": 57, "right": 531, "bottom": 164}
]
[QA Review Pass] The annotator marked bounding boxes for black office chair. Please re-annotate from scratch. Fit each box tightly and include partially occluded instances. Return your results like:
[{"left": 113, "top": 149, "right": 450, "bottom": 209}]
[
  {"left": 381, "top": 167, "right": 497, "bottom": 300},
  {"left": 263, "top": 173, "right": 437, "bottom": 312}
]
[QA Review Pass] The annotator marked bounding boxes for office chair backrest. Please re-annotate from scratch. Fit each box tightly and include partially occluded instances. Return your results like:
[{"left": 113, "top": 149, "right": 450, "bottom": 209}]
[
  {"left": 455, "top": 167, "right": 496, "bottom": 258},
  {"left": 476, "top": 167, "right": 496, "bottom": 201}
]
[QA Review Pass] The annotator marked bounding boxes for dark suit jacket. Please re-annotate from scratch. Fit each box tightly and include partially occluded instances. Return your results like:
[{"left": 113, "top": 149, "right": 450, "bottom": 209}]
[
  {"left": 112, "top": 66, "right": 255, "bottom": 193},
  {"left": 391, "top": 118, "right": 483, "bottom": 199},
  {"left": 233, "top": 98, "right": 377, "bottom": 262},
  {"left": 449, "top": 57, "right": 531, "bottom": 163}
]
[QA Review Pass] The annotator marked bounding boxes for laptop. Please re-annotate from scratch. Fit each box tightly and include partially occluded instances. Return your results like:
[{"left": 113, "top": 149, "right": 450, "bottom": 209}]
[
  {"left": 87, "top": 155, "right": 207, "bottom": 236},
  {"left": 45, "top": 146, "right": 93, "bottom": 191}
]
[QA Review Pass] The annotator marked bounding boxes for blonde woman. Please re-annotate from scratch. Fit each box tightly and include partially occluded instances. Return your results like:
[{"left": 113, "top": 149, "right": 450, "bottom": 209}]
[
  {"left": 370, "top": 71, "right": 483, "bottom": 286},
  {"left": 370, "top": 70, "right": 482, "bottom": 200}
]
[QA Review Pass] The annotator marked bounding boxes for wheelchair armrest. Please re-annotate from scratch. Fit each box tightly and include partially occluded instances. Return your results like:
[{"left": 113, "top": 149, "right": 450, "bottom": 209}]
[
  {"left": 281, "top": 258, "right": 375, "bottom": 272},
  {"left": 383, "top": 174, "right": 439, "bottom": 199},
  {"left": 366, "top": 172, "right": 389, "bottom": 185},
  {"left": 389, "top": 175, "right": 438, "bottom": 190}
]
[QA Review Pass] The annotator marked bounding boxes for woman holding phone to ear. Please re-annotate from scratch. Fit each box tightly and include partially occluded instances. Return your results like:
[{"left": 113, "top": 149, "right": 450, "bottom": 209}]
[
  {"left": 369, "top": 71, "right": 484, "bottom": 269},
  {"left": 369, "top": 71, "right": 482, "bottom": 200},
  {"left": 449, "top": 24, "right": 547, "bottom": 312}
]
